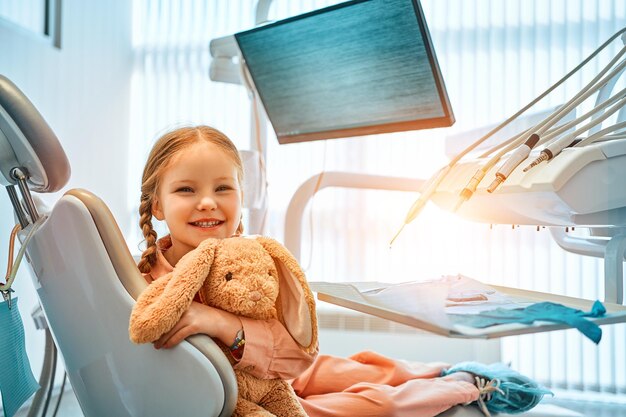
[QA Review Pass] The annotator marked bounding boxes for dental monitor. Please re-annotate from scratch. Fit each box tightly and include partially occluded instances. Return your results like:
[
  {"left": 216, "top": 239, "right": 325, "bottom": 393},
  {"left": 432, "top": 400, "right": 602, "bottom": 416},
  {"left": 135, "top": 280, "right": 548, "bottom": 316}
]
[{"left": 234, "top": 0, "right": 454, "bottom": 144}]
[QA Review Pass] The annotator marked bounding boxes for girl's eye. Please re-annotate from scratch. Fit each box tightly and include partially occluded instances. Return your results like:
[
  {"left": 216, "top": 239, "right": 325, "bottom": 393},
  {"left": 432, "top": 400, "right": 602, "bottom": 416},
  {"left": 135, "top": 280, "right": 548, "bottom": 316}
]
[
  {"left": 176, "top": 187, "right": 193, "bottom": 193},
  {"left": 216, "top": 185, "right": 232, "bottom": 192}
]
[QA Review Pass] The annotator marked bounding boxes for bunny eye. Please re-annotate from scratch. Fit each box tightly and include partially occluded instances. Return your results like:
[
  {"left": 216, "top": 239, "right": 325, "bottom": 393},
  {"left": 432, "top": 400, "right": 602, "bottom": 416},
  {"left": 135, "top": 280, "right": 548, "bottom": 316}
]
[{"left": 225, "top": 272, "right": 233, "bottom": 281}]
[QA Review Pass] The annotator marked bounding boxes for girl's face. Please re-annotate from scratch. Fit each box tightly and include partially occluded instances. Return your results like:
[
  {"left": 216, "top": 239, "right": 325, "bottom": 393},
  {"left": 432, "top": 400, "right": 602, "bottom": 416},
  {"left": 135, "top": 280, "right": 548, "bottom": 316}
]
[{"left": 152, "top": 141, "right": 242, "bottom": 265}]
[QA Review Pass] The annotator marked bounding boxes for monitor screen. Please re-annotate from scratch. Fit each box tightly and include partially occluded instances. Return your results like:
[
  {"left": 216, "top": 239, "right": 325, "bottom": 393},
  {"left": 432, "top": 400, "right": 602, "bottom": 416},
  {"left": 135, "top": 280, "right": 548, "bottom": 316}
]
[{"left": 234, "top": 0, "right": 454, "bottom": 144}]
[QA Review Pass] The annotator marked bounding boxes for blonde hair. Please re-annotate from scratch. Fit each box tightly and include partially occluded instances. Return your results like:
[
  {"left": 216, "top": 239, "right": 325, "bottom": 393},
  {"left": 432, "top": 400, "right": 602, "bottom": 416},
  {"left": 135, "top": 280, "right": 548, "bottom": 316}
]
[{"left": 137, "top": 125, "right": 244, "bottom": 274}]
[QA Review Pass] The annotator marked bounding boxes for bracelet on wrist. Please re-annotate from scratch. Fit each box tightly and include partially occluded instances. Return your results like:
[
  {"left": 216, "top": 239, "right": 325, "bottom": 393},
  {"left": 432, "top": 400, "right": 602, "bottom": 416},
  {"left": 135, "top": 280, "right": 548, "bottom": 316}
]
[{"left": 229, "top": 328, "right": 245, "bottom": 361}]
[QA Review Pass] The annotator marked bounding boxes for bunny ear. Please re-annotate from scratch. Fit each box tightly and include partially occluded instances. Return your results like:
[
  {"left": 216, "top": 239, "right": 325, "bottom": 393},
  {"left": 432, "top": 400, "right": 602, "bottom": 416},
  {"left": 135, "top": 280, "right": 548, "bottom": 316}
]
[
  {"left": 256, "top": 236, "right": 318, "bottom": 354},
  {"left": 129, "top": 238, "right": 219, "bottom": 343}
]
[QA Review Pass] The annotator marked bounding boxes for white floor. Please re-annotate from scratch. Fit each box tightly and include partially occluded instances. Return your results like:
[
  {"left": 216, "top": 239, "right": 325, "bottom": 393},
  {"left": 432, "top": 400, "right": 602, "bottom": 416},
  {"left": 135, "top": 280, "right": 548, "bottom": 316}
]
[{"left": 13, "top": 384, "right": 626, "bottom": 417}]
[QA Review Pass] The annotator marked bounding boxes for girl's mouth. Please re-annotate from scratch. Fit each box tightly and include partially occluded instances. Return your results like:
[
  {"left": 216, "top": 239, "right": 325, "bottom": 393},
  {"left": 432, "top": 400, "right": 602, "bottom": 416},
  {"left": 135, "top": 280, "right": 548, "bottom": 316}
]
[{"left": 189, "top": 220, "right": 224, "bottom": 228}]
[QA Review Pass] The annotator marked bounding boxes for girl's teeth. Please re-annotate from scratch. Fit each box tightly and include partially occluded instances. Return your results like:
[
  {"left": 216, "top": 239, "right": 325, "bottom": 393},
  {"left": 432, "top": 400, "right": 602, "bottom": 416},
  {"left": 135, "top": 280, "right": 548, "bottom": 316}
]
[{"left": 194, "top": 221, "right": 220, "bottom": 227}]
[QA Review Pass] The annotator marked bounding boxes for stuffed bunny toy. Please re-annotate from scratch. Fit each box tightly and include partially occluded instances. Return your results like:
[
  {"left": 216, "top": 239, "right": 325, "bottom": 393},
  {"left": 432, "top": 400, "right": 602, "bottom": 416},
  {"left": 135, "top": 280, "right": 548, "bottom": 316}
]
[{"left": 129, "top": 236, "right": 318, "bottom": 417}]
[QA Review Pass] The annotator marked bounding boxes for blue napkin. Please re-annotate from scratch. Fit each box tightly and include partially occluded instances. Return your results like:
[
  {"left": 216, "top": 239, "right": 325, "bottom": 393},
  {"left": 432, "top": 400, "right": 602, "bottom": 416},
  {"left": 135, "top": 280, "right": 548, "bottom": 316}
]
[
  {"left": 442, "top": 361, "right": 552, "bottom": 414},
  {"left": 450, "top": 300, "right": 606, "bottom": 343},
  {"left": 0, "top": 297, "right": 39, "bottom": 417}
]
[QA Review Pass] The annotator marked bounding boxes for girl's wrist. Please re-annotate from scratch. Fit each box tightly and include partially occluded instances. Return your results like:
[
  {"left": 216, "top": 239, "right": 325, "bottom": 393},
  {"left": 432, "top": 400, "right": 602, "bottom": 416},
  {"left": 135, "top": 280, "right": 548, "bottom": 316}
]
[{"left": 212, "top": 307, "right": 243, "bottom": 346}]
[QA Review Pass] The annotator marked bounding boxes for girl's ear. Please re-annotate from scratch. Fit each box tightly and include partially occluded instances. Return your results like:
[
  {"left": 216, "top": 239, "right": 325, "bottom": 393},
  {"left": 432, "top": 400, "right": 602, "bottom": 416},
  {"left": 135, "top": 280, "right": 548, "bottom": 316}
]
[
  {"left": 151, "top": 196, "right": 164, "bottom": 220},
  {"left": 256, "top": 236, "right": 318, "bottom": 354}
]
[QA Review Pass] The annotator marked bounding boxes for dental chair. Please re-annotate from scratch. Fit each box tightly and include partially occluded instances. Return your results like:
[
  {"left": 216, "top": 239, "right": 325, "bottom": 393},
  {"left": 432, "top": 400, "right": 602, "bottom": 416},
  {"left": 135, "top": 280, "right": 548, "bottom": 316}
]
[
  {"left": 0, "top": 75, "right": 237, "bottom": 417},
  {"left": 1, "top": 74, "right": 579, "bottom": 417}
]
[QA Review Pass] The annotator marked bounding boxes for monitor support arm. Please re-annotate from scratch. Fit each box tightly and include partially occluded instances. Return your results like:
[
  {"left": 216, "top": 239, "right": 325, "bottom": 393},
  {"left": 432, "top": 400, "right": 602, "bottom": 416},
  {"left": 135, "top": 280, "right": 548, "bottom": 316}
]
[
  {"left": 255, "top": 0, "right": 273, "bottom": 25},
  {"left": 208, "top": 0, "right": 273, "bottom": 234}
]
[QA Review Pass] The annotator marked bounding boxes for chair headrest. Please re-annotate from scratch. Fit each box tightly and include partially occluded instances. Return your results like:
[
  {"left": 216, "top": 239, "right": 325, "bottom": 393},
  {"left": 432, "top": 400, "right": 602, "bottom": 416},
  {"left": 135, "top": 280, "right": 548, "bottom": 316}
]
[{"left": 0, "top": 75, "right": 70, "bottom": 193}]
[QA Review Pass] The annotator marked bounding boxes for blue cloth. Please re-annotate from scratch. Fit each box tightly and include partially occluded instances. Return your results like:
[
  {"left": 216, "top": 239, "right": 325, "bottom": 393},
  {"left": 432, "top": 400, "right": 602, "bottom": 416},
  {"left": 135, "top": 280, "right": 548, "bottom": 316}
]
[
  {"left": 449, "top": 300, "right": 606, "bottom": 344},
  {"left": 0, "top": 297, "right": 39, "bottom": 417},
  {"left": 442, "top": 362, "right": 552, "bottom": 414}
]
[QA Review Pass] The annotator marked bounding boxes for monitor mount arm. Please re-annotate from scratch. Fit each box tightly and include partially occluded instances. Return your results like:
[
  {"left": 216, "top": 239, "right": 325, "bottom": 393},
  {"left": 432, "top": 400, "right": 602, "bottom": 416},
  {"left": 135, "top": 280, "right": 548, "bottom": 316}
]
[{"left": 208, "top": 1, "right": 275, "bottom": 235}]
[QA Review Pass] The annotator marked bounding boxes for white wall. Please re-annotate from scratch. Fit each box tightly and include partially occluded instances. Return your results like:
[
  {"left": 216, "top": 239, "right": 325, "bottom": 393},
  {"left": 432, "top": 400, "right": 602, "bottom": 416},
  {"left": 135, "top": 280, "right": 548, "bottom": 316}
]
[
  {"left": 0, "top": 0, "right": 133, "bottom": 221},
  {"left": 0, "top": 0, "right": 133, "bottom": 397}
]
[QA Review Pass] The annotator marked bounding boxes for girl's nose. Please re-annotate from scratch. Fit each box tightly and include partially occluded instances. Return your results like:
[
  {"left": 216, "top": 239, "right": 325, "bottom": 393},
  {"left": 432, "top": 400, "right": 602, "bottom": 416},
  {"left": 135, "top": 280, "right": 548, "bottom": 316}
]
[{"left": 197, "top": 195, "right": 217, "bottom": 210}]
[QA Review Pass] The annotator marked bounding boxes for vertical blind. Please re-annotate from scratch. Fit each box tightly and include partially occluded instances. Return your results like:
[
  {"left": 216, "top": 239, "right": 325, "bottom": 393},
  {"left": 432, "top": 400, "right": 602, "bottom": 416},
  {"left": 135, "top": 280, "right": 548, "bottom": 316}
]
[{"left": 129, "top": 0, "right": 626, "bottom": 395}]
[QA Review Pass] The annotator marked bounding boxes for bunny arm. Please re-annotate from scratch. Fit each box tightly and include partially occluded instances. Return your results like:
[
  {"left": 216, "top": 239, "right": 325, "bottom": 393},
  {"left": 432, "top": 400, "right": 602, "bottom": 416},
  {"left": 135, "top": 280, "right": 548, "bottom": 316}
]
[
  {"left": 129, "top": 271, "right": 182, "bottom": 343},
  {"left": 129, "top": 238, "right": 218, "bottom": 343}
]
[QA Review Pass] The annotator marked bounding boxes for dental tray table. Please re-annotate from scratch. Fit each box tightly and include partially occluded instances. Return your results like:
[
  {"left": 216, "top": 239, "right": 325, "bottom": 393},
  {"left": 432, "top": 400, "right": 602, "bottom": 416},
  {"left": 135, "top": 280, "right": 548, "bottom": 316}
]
[{"left": 310, "top": 280, "right": 626, "bottom": 339}]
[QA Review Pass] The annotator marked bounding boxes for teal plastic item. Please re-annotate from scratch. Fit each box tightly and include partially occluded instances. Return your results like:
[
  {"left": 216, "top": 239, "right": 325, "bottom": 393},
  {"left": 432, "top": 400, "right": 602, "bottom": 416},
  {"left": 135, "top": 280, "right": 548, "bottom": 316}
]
[
  {"left": 449, "top": 300, "right": 606, "bottom": 344},
  {"left": 0, "top": 297, "right": 39, "bottom": 417},
  {"left": 442, "top": 362, "right": 553, "bottom": 414}
]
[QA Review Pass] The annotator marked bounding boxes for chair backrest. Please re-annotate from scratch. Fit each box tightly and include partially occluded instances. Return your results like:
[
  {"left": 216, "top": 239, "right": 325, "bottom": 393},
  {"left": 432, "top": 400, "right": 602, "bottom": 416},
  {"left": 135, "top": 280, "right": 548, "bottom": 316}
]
[{"left": 0, "top": 74, "right": 236, "bottom": 417}]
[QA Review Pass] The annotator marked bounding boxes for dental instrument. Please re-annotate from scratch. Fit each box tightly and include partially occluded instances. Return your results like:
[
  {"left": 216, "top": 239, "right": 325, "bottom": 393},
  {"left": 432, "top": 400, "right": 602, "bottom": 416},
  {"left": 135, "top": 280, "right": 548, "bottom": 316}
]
[
  {"left": 456, "top": 50, "right": 626, "bottom": 208},
  {"left": 392, "top": 28, "right": 626, "bottom": 243},
  {"left": 485, "top": 87, "right": 625, "bottom": 192},
  {"left": 486, "top": 133, "right": 540, "bottom": 193},
  {"left": 522, "top": 94, "right": 626, "bottom": 172}
]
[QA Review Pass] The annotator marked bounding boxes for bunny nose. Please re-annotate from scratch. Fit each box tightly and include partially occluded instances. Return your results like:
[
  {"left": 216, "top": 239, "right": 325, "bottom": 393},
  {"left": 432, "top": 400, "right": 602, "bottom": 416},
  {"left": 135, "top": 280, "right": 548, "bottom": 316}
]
[{"left": 249, "top": 291, "right": 262, "bottom": 302}]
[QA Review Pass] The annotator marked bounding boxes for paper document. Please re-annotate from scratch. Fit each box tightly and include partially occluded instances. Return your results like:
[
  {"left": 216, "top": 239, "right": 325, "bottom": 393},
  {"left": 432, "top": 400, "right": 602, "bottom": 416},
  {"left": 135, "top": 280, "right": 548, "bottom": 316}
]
[
  {"left": 360, "top": 280, "right": 453, "bottom": 329},
  {"left": 354, "top": 275, "right": 530, "bottom": 330}
]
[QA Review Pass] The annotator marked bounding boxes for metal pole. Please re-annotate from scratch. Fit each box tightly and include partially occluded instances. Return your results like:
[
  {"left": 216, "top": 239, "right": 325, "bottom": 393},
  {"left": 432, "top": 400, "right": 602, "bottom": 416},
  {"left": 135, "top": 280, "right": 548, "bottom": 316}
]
[
  {"left": 6, "top": 184, "right": 29, "bottom": 228},
  {"left": 11, "top": 167, "right": 39, "bottom": 222}
]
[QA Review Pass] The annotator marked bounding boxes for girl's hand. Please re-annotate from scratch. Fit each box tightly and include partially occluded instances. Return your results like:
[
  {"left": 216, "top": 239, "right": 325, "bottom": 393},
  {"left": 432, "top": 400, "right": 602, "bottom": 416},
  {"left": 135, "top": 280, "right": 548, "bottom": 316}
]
[{"left": 153, "top": 301, "right": 242, "bottom": 349}]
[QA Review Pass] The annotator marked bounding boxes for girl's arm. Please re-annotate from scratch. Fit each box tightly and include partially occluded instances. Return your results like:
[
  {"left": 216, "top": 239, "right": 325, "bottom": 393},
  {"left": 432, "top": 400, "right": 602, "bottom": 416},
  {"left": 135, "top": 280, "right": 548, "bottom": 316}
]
[
  {"left": 153, "top": 301, "right": 242, "bottom": 349},
  {"left": 236, "top": 316, "right": 318, "bottom": 380},
  {"left": 153, "top": 301, "right": 318, "bottom": 380}
]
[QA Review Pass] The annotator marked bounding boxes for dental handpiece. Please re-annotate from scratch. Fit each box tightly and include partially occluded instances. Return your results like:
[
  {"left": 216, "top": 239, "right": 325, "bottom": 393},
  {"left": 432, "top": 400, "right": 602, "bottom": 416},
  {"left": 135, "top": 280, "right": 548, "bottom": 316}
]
[
  {"left": 523, "top": 92, "right": 626, "bottom": 172},
  {"left": 487, "top": 134, "right": 540, "bottom": 192}
]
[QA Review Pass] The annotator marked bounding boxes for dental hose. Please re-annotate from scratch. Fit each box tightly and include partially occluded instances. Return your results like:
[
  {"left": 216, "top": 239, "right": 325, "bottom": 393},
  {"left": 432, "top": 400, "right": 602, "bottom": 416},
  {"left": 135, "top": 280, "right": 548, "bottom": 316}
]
[
  {"left": 455, "top": 44, "right": 626, "bottom": 205},
  {"left": 390, "top": 28, "right": 626, "bottom": 245}
]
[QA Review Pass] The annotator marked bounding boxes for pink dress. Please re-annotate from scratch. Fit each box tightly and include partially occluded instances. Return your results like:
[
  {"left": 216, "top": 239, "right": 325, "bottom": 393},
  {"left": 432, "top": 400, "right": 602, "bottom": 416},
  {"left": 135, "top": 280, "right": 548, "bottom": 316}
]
[{"left": 145, "top": 236, "right": 479, "bottom": 417}]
